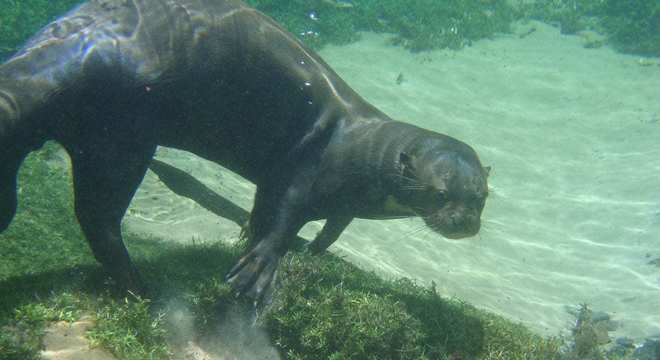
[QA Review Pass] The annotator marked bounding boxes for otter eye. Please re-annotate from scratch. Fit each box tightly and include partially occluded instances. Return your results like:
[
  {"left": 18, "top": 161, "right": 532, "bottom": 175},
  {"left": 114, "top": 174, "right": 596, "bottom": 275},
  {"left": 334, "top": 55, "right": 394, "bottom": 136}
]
[{"left": 435, "top": 191, "right": 448, "bottom": 203}]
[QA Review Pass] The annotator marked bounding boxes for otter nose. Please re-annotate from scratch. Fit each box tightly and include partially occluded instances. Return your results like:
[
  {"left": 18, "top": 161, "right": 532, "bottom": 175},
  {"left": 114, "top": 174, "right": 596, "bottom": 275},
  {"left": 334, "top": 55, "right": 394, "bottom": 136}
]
[
  {"left": 462, "top": 213, "right": 480, "bottom": 234},
  {"left": 446, "top": 213, "right": 480, "bottom": 238}
]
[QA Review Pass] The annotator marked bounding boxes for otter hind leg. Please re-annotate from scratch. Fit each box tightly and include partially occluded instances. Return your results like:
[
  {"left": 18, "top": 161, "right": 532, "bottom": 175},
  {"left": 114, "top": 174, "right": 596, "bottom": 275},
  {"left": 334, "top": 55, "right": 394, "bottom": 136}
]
[{"left": 68, "top": 140, "right": 156, "bottom": 294}]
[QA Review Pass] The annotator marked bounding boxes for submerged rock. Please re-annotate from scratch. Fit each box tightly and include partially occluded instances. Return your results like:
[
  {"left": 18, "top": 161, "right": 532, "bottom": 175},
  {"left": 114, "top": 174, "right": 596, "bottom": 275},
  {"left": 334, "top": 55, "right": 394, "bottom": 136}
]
[{"left": 633, "top": 338, "right": 660, "bottom": 360}]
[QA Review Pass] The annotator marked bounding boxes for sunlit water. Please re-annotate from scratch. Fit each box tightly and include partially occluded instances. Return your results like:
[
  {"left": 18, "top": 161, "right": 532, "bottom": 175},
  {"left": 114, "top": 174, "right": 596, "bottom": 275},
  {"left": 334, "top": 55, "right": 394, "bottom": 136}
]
[{"left": 125, "top": 22, "right": 660, "bottom": 341}]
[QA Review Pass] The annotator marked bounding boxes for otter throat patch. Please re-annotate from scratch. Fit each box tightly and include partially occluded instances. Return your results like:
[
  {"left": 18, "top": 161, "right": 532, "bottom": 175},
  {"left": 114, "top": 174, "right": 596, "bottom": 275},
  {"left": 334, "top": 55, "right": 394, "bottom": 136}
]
[{"left": 384, "top": 195, "right": 416, "bottom": 215}]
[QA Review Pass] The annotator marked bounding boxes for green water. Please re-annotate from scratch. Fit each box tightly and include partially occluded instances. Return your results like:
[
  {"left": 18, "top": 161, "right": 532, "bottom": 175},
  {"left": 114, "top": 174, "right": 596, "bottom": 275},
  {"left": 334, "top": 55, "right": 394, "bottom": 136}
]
[{"left": 1, "top": 0, "right": 659, "bottom": 359}]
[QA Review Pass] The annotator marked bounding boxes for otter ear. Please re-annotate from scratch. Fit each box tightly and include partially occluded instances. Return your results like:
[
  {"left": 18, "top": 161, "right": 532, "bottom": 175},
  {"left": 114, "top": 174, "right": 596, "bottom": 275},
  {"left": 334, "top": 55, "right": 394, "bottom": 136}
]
[
  {"left": 483, "top": 166, "right": 491, "bottom": 177},
  {"left": 399, "top": 152, "right": 416, "bottom": 177},
  {"left": 400, "top": 152, "right": 414, "bottom": 168}
]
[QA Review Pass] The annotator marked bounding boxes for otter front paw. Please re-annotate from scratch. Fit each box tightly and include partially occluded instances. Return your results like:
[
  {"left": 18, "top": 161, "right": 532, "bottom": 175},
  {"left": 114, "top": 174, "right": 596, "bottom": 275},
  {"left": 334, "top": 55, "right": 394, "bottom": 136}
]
[{"left": 225, "top": 244, "right": 280, "bottom": 302}]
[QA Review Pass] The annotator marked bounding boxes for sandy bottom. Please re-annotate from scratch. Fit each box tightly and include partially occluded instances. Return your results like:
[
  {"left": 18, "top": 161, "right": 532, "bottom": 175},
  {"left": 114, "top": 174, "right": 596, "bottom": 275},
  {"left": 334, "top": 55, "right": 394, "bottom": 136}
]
[{"left": 124, "top": 21, "right": 660, "bottom": 340}]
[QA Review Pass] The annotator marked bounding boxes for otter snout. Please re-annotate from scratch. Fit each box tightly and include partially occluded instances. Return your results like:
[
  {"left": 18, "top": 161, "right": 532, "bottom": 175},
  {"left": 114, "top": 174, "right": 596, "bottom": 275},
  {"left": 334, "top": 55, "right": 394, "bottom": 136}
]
[{"left": 424, "top": 209, "right": 481, "bottom": 239}]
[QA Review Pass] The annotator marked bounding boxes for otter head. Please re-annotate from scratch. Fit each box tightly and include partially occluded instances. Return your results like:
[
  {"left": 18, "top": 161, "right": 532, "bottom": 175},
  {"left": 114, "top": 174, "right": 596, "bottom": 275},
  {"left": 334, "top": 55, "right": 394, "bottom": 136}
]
[{"left": 395, "top": 139, "right": 489, "bottom": 239}]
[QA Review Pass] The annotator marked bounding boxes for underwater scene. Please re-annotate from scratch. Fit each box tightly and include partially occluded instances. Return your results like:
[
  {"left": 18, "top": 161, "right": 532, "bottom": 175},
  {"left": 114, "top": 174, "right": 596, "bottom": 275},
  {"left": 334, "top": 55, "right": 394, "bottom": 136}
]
[{"left": 0, "top": 0, "right": 659, "bottom": 359}]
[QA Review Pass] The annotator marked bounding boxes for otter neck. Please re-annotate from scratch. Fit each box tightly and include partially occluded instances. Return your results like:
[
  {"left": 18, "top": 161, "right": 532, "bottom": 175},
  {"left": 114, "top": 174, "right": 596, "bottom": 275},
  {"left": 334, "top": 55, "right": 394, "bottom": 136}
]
[
  {"left": 338, "top": 120, "right": 423, "bottom": 200},
  {"left": 370, "top": 121, "right": 427, "bottom": 185}
]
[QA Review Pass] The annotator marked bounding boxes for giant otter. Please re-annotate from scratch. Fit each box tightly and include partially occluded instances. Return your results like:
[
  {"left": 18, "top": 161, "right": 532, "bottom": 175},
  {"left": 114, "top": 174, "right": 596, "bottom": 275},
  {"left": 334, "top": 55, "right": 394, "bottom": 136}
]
[{"left": 0, "top": 0, "right": 489, "bottom": 301}]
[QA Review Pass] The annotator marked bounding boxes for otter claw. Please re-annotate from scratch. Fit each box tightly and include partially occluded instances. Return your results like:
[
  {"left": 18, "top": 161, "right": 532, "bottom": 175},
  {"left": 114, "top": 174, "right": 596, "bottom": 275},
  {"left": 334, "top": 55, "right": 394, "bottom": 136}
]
[{"left": 226, "top": 246, "right": 280, "bottom": 302}]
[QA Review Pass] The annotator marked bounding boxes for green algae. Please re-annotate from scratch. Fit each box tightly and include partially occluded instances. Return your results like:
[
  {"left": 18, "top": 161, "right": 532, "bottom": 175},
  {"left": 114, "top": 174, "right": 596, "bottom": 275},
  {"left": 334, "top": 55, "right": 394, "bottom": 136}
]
[
  {"left": 519, "top": 0, "right": 660, "bottom": 56},
  {"left": 1, "top": 0, "right": 657, "bottom": 61},
  {"left": 0, "top": 0, "right": 83, "bottom": 60}
]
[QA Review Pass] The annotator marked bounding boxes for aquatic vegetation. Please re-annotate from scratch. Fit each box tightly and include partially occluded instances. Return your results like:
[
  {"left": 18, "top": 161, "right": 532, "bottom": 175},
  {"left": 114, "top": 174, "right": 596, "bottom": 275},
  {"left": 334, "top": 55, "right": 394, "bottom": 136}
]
[
  {"left": 357, "top": 0, "right": 514, "bottom": 51},
  {"left": 564, "top": 304, "right": 609, "bottom": 359},
  {"left": 264, "top": 252, "right": 563, "bottom": 359},
  {"left": 0, "top": 0, "right": 515, "bottom": 55},
  {"left": 516, "top": 0, "right": 603, "bottom": 35},
  {"left": 245, "top": 0, "right": 360, "bottom": 49},
  {"left": 0, "top": 0, "right": 82, "bottom": 60},
  {"left": 247, "top": 0, "right": 515, "bottom": 51},
  {"left": 518, "top": 0, "right": 660, "bottom": 56},
  {"left": 87, "top": 294, "right": 171, "bottom": 360},
  {"left": 601, "top": 0, "right": 660, "bottom": 57},
  {"left": 1, "top": 0, "right": 656, "bottom": 58}
]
